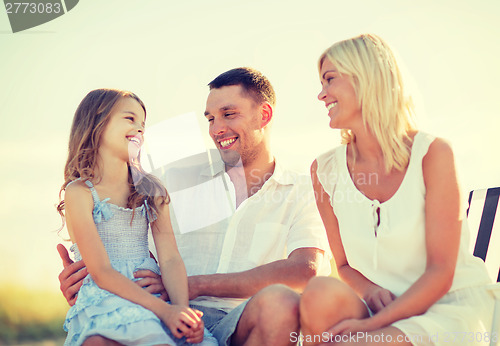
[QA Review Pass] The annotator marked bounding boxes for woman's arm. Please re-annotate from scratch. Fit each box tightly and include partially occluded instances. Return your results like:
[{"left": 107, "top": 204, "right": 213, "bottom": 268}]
[
  {"left": 64, "top": 183, "right": 198, "bottom": 338},
  {"left": 330, "top": 138, "right": 462, "bottom": 335},
  {"left": 360, "top": 138, "right": 461, "bottom": 330},
  {"left": 311, "top": 161, "right": 392, "bottom": 310}
]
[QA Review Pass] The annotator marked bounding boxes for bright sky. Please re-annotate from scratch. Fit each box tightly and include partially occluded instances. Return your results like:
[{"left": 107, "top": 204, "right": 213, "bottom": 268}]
[{"left": 1, "top": 0, "right": 499, "bottom": 292}]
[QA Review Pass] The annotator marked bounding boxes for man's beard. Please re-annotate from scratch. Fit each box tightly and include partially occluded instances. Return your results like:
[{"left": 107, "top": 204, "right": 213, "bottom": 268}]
[
  {"left": 220, "top": 149, "right": 242, "bottom": 167},
  {"left": 220, "top": 147, "right": 258, "bottom": 168}
]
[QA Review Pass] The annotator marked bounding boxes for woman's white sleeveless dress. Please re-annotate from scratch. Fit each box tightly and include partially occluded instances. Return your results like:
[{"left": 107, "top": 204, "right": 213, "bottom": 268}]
[{"left": 316, "top": 132, "right": 494, "bottom": 345}]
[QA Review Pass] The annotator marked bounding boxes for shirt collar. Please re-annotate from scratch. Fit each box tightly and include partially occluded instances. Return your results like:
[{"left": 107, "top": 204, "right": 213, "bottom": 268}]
[
  {"left": 200, "top": 152, "right": 295, "bottom": 186},
  {"left": 269, "top": 160, "right": 295, "bottom": 186},
  {"left": 200, "top": 152, "right": 225, "bottom": 178}
]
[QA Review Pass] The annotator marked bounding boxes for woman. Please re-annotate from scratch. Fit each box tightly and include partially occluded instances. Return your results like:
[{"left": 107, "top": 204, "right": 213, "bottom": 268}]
[{"left": 300, "top": 34, "right": 493, "bottom": 345}]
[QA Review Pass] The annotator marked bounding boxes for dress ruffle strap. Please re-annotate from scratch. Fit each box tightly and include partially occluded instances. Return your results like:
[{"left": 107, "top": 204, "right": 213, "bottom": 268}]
[
  {"left": 142, "top": 199, "right": 158, "bottom": 223},
  {"left": 93, "top": 198, "right": 113, "bottom": 223},
  {"left": 83, "top": 180, "right": 114, "bottom": 223}
]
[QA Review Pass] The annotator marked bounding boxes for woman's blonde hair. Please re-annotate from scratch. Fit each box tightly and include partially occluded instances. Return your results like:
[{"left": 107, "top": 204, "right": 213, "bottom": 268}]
[
  {"left": 319, "top": 33, "right": 417, "bottom": 172},
  {"left": 56, "top": 89, "right": 169, "bottom": 227}
]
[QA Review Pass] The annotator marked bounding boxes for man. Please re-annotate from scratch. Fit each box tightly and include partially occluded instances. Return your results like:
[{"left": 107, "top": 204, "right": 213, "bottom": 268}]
[{"left": 58, "top": 67, "right": 331, "bottom": 345}]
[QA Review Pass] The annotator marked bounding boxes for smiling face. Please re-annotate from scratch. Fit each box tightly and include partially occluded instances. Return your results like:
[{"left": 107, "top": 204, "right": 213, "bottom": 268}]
[
  {"left": 318, "top": 58, "right": 362, "bottom": 130},
  {"left": 99, "top": 96, "right": 146, "bottom": 163},
  {"left": 204, "top": 85, "right": 267, "bottom": 167}
]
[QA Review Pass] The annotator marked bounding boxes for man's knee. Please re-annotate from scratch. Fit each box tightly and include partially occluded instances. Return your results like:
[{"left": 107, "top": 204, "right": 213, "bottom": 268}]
[
  {"left": 254, "top": 284, "right": 300, "bottom": 323},
  {"left": 239, "top": 284, "right": 301, "bottom": 331},
  {"left": 234, "top": 284, "right": 300, "bottom": 345}
]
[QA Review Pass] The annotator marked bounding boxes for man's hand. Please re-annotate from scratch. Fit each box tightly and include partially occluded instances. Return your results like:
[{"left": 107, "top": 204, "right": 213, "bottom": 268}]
[
  {"left": 57, "top": 244, "right": 87, "bottom": 306},
  {"left": 134, "top": 271, "right": 204, "bottom": 301},
  {"left": 133, "top": 270, "right": 169, "bottom": 301}
]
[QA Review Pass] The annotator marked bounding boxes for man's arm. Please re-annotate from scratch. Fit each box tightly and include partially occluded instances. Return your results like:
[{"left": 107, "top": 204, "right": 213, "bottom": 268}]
[
  {"left": 188, "top": 247, "right": 324, "bottom": 299},
  {"left": 136, "top": 170, "right": 330, "bottom": 300},
  {"left": 135, "top": 247, "right": 324, "bottom": 300}
]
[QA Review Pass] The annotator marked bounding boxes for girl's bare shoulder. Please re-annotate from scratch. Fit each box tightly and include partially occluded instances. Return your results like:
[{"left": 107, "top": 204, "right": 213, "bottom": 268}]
[{"left": 65, "top": 180, "right": 93, "bottom": 204}]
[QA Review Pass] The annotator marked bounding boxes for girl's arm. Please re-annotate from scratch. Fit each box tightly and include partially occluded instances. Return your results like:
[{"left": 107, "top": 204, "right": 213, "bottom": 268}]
[
  {"left": 330, "top": 138, "right": 462, "bottom": 334},
  {"left": 151, "top": 199, "right": 205, "bottom": 343},
  {"left": 311, "top": 161, "right": 390, "bottom": 308},
  {"left": 64, "top": 182, "right": 198, "bottom": 339},
  {"left": 150, "top": 200, "right": 189, "bottom": 307}
]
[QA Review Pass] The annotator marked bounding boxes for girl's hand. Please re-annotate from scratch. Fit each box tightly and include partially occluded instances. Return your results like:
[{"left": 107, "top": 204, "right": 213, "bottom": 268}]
[
  {"left": 160, "top": 305, "right": 202, "bottom": 339},
  {"left": 363, "top": 286, "right": 396, "bottom": 313},
  {"left": 185, "top": 309, "right": 205, "bottom": 344}
]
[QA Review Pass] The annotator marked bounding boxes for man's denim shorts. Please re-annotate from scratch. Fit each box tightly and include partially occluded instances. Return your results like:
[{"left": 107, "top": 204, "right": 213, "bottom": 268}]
[{"left": 191, "top": 300, "right": 249, "bottom": 346}]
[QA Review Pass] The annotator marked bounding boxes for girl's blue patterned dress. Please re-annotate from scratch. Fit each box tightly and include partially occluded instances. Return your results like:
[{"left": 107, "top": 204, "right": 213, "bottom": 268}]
[{"left": 63, "top": 180, "right": 217, "bottom": 346}]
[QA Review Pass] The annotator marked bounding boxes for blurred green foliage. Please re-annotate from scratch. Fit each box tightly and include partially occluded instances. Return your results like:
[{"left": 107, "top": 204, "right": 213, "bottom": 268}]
[{"left": 0, "top": 284, "right": 67, "bottom": 344}]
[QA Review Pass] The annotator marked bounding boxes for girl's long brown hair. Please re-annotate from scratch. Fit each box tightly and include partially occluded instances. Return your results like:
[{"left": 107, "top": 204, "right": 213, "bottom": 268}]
[{"left": 57, "top": 89, "right": 169, "bottom": 227}]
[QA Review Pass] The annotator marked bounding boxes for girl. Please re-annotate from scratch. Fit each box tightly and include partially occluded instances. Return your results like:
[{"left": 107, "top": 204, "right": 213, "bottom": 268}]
[
  {"left": 57, "top": 89, "right": 217, "bottom": 345},
  {"left": 299, "top": 34, "right": 494, "bottom": 345}
]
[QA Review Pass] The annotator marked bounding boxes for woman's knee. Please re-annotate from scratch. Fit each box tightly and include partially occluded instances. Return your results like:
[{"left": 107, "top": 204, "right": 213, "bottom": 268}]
[{"left": 301, "top": 277, "right": 349, "bottom": 309}]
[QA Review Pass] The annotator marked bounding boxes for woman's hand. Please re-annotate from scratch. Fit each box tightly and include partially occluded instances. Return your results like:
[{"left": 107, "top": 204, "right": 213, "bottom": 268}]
[
  {"left": 159, "top": 304, "right": 202, "bottom": 340},
  {"left": 363, "top": 286, "right": 396, "bottom": 313}
]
